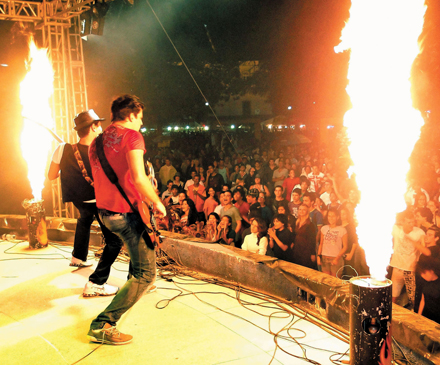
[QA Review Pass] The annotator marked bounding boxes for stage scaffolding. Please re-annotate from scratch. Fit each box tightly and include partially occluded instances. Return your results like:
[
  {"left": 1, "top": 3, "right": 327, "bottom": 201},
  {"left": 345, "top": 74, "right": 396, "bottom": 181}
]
[{"left": 0, "top": 0, "right": 93, "bottom": 217}]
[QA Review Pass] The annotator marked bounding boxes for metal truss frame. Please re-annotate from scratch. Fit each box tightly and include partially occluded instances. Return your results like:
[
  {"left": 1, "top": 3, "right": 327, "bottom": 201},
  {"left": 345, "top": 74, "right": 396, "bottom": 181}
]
[{"left": 1, "top": 1, "right": 92, "bottom": 217}]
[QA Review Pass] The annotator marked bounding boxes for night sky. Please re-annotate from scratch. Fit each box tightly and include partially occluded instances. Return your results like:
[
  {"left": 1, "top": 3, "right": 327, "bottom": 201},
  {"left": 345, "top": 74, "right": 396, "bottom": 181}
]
[{"left": 0, "top": 0, "right": 439, "bottom": 214}]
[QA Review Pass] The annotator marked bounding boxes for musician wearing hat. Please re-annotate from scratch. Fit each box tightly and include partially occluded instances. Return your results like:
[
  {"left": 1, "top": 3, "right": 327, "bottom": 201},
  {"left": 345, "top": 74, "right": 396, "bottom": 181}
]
[{"left": 48, "top": 109, "right": 123, "bottom": 297}]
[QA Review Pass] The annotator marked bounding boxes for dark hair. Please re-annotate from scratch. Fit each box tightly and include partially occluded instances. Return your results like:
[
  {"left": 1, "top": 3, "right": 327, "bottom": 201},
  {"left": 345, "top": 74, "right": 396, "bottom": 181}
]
[
  {"left": 427, "top": 226, "right": 440, "bottom": 241},
  {"left": 167, "top": 180, "right": 173, "bottom": 185},
  {"left": 77, "top": 121, "right": 100, "bottom": 138},
  {"left": 416, "top": 207, "right": 433, "bottom": 222},
  {"left": 182, "top": 198, "right": 197, "bottom": 225},
  {"left": 417, "top": 256, "right": 440, "bottom": 276},
  {"left": 292, "top": 188, "right": 302, "bottom": 196},
  {"left": 303, "top": 192, "right": 316, "bottom": 201},
  {"left": 221, "top": 215, "right": 232, "bottom": 227},
  {"left": 233, "top": 188, "right": 245, "bottom": 201},
  {"left": 208, "top": 212, "right": 220, "bottom": 225},
  {"left": 273, "top": 213, "right": 288, "bottom": 226},
  {"left": 252, "top": 217, "right": 267, "bottom": 246},
  {"left": 171, "top": 184, "right": 179, "bottom": 191},
  {"left": 300, "top": 176, "right": 311, "bottom": 187},
  {"left": 111, "top": 94, "right": 144, "bottom": 122}
]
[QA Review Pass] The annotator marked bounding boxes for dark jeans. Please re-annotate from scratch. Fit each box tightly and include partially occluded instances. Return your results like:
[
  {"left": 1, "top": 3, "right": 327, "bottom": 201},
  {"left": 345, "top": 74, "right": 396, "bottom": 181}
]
[
  {"left": 90, "top": 210, "right": 156, "bottom": 329},
  {"left": 72, "top": 201, "right": 123, "bottom": 285}
]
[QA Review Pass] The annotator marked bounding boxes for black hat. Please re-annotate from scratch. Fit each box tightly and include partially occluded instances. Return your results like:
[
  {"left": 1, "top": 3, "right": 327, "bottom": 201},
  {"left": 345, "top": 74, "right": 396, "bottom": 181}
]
[{"left": 74, "top": 109, "right": 105, "bottom": 131}]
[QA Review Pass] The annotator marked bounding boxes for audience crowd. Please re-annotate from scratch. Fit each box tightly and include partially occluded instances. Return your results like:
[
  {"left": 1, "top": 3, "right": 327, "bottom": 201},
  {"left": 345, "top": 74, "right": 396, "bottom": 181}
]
[{"left": 145, "top": 131, "right": 440, "bottom": 324}]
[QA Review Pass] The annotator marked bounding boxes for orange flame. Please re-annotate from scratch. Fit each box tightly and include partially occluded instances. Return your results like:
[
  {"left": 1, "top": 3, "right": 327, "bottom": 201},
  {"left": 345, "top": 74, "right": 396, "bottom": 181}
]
[
  {"left": 19, "top": 37, "right": 55, "bottom": 201},
  {"left": 335, "top": 1, "right": 426, "bottom": 279}
]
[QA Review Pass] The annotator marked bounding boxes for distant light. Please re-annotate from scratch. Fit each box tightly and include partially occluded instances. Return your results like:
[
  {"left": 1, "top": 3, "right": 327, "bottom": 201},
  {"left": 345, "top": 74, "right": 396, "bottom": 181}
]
[
  {"left": 287, "top": 106, "right": 292, "bottom": 110},
  {"left": 427, "top": 110, "right": 431, "bottom": 114},
  {"left": 327, "top": 125, "right": 335, "bottom": 129},
  {"left": 205, "top": 102, "right": 209, "bottom": 106},
  {"left": 290, "top": 125, "right": 295, "bottom": 129},
  {"left": 278, "top": 126, "right": 282, "bottom": 129},
  {"left": 140, "top": 127, "right": 147, "bottom": 133},
  {"left": 1, "top": 64, "right": 8, "bottom": 67},
  {"left": 231, "top": 125, "right": 235, "bottom": 129},
  {"left": 204, "top": 126, "right": 209, "bottom": 130},
  {"left": 186, "top": 126, "right": 189, "bottom": 129},
  {"left": 268, "top": 124, "right": 272, "bottom": 129},
  {"left": 313, "top": 101, "right": 316, "bottom": 104},
  {"left": 167, "top": 126, "right": 172, "bottom": 131},
  {"left": 174, "top": 126, "right": 179, "bottom": 131},
  {"left": 300, "top": 124, "right": 305, "bottom": 128}
]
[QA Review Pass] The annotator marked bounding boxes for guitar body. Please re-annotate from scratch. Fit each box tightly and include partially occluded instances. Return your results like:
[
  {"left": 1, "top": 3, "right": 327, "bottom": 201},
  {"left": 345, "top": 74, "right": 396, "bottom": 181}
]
[{"left": 138, "top": 199, "right": 160, "bottom": 247}]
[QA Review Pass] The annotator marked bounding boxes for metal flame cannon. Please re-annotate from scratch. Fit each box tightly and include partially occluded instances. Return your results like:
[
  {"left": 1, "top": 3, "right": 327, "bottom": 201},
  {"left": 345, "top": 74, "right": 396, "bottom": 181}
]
[{"left": 22, "top": 199, "right": 48, "bottom": 249}]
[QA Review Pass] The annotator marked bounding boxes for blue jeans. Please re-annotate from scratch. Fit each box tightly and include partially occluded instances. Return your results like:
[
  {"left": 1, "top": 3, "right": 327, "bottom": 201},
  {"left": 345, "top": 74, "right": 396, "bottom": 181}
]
[{"left": 90, "top": 210, "right": 156, "bottom": 329}]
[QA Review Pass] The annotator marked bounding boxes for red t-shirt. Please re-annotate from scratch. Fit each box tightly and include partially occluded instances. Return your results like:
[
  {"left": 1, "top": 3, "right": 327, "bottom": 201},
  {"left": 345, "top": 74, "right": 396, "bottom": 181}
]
[
  {"left": 188, "top": 184, "right": 206, "bottom": 212},
  {"left": 89, "top": 125, "right": 146, "bottom": 213},
  {"left": 282, "top": 177, "right": 300, "bottom": 200}
]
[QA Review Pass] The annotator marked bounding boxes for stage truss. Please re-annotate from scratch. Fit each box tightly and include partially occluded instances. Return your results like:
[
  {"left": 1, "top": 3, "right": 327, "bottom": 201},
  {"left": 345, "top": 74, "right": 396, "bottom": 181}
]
[{"left": 1, "top": 0, "right": 93, "bottom": 218}]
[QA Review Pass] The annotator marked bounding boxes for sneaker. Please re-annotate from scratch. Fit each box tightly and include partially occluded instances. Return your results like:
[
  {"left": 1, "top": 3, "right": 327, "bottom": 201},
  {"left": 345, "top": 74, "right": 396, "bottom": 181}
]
[
  {"left": 88, "top": 323, "right": 133, "bottom": 345},
  {"left": 83, "top": 281, "right": 119, "bottom": 297},
  {"left": 70, "top": 257, "right": 93, "bottom": 267}
]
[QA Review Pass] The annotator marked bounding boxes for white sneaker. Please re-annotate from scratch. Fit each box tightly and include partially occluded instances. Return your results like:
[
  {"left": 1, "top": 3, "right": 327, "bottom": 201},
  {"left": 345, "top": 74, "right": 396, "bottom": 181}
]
[
  {"left": 70, "top": 257, "right": 93, "bottom": 267},
  {"left": 83, "top": 281, "right": 119, "bottom": 297}
]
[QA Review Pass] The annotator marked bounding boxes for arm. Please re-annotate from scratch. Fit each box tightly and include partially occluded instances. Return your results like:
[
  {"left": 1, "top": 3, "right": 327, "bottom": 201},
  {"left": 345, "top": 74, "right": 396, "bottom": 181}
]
[
  {"left": 268, "top": 229, "right": 289, "bottom": 251},
  {"left": 127, "top": 150, "right": 166, "bottom": 216},
  {"left": 332, "top": 233, "right": 348, "bottom": 266},
  {"left": 259, "top": 236, "right": 268, "bottom": 255},
  {"left": 264, "top": 185, "right": 271, "bottom": 197},
  {"left": 48, "top": 161, "right": 60, "bottom": 180},
  {"left": 317, "top": 230, "right": 324, "bottom": 266},
  {"left": 408, "top": 235, "right": 431, "bottom": 256},
  {"left": 235, "top": 219, "right": 242, "bottom": 234},
  {"left": 418, "top": 293, "right": 425, "bottom": 315}
]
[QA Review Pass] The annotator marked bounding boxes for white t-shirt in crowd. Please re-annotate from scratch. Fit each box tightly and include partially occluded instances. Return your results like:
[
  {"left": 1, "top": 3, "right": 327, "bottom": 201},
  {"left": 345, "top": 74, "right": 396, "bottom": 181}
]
[{"left": 390, "top": 225, "right": 425, "bottom": 271}]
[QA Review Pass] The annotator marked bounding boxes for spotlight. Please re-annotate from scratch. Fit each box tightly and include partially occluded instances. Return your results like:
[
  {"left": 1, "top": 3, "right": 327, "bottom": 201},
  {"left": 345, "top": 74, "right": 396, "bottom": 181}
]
[
  {"left": 231, "top": 125, "right": 235, "bottom": 129},
  {"left": 174, "top": 126, "right": 179, "bottom": 130},
  {"left": 167, "top": 126, "right": 171, "bottom": 131},
  {"left": 205, "top": 102, "right": 209, "bottom": 106},
  {"left": 287, "top": 106, "right": 292, "bottom": 110},
  {"left": 91, "top": 2, "right": 110, "bottom": 36}
]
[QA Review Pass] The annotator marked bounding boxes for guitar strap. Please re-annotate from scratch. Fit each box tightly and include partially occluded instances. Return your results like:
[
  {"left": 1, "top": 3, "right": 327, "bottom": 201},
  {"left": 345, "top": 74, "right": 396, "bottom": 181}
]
[
  {"left": 95, "top": 133, "right": 157, "bottom": 249},
  {"left": 71, "top": 144, "right": 94, "bottom": 187}
]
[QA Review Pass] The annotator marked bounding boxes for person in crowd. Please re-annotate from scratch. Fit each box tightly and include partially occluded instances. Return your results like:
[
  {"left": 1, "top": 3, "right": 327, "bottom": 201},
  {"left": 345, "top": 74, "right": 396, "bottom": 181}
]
[
  {"left": 231, "top": 177, "right": 248, "bottom": 195},
  {"left": 179, "top": 198, "right": 198, "bottom": 227},
  {"left": 427, "top": 200, "right": 440, "bottom": 227},
  {"left": 184, "top": 171, "right": 196, "bottom": 191},
  {"left": 180, "top": 158, "right": 191, "bottom": 180},
  {"left": 339, "top": 207, "right": 368, "bottom": 277},
  {"left": 245, "top": 167, "right": 257, "bottom": 189},
  {"left": 173, "top": 174, "right": 184, "bottom": 191},
  {"left": 308, "top": 164, "right": 325, "bottom": 193},
  {"left": 88, "top": 94, "right": 166, "bottom": 345},
  {"left": 163, "top": 184, "right": 180, "bottom": 207},
  {"left": 390, "top": 210, "right": 426, "bottom": 310},
  {"left": 221, "top": 184, "right": 230, "bottom": 192},
  {"left": 301, "top": 165, "right": 312, "bottom": 177},
  {"left": 189, "top": 158, "right": 200, "bottom": 174},
  {"left": 198, "top": 166, "right": 207, "bottom": 185},
  {"left": 249, "top": 174, "right": 270, "bottom": 197},
  {"left": 161, "top": 180, "right": 174, "bottom": 200},
  {"left": 415, "top": 207, "right": 433, "bottom": 232},
  {"left": 288, "top": 188, "right": 302, "bottom": 218},
  {"left": 268, "top": 214, "right": 295, "bottom": 263},
  {"left": 230, "top": 164, "right": 240, "bottom": 189},
  {"left": 272, "top": 186, "right": 289, "bottom": 214},
  {"left": 254, "top": 161, "right": 265, "bottom": 184},
  {"left": 203, "top": 187, "right": 219, "bottom": 220},
  {"left": 242, "top": 217, "right": 268, "bottom": 255},
  {"left": 325, "top": 192, "right": 341, "bottom": 220},
  {"left": 317, "top": 209, "right": 347, "bottom": 277},
  {"left": 258, "top": 192, "right": 273, "bottom": 227},
  {"left": 205, "top": 212, "right": 220, "bottom": 242},
  {"left": 299, "top": 176, "right": 311, "bottom": 200},
  {"left": 234, "top": 188, "right": 250, "bottom": 225},
  {"left": 319, "top": 180, "right": 334, "bottom": 206},
  {"left": 215, "top": 215, "right": 236, "bottom": 246},
  {"left": 159, "top": 159, "right": 177, "bottom": 191},
  {"left": 272, "top": 159, "right": 288, "bottom": 190},
  {"left": 417, "top": 257, "right": 440, "bottom": 324},
  {"left": 48, "top": 109, "right": 123, "bottom": 297},
  {"left": 187, "top": 174, "right": 206, "bottom": 222},
  {"left": 314, "top": 196, "right": 326, "bottom": 223},
  {"left": 206, "top": 165, "right": 225, "bottom": 195},
  {"left": 293, "top": 204, "right": 317, "bottom": 270},
  {"left": 282, "top": 168, "right": 301, "bottom": 201},
  {"left": 277, "top": 205, "right": 296, "bottom": 232},
  {"left": 218, "top": 190, "right": 242, "bottom": 237},
  {"left": 217, "top": 159, "right": 229, "bottom": 184},
  {"left": 404, "top": 180, "right": 430, "bottom": 207},
  {"left": 303, "top": 192, "right": 324, "bottom": 231},
  {"left": 247, "top": 189, "right": 262, "bottom": 221}
]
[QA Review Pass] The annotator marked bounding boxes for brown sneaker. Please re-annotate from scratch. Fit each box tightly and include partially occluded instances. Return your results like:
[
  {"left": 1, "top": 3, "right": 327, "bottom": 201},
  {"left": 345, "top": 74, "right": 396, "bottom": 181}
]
[{"left": 87, "top": 323, "right": 133, "bottom": 345}]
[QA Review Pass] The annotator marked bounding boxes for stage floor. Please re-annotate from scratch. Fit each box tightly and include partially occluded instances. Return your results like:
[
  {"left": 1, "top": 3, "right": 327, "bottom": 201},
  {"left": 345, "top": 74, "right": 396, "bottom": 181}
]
[{"left": 0, "top": 239, "right": 349, "bottom": 365}]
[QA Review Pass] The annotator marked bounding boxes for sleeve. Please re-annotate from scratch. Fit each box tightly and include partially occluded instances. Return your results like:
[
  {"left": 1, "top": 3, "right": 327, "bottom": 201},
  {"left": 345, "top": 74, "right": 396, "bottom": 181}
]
[
  {"left": 316, "top": 212, "right": 324, "bottom": 226},
  {"left": 51, "top": 143, "right": 66, "bottom": 163},
  {"left": 259, "top": 237, "right": 268, "bottom": 255},
  {"left": 125, "top": 130, "right": 146, "bottom": 153},
  {"left": 242, "top": 236, "right": 249, "bottom": 251}
]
